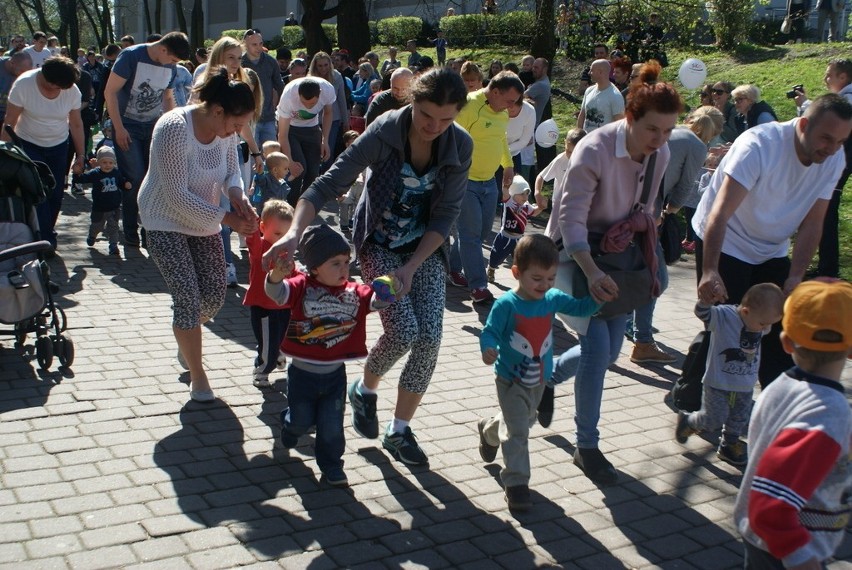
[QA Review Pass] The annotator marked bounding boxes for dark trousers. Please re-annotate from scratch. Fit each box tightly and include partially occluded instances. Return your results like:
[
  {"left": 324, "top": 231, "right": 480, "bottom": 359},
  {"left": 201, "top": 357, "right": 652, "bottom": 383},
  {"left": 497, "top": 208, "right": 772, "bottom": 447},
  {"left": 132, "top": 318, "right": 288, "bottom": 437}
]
[
  {"left": 114, "top": 121, "right": 154, "bottom": 243},
  {"left": 695, "top": 239, "right": 793, "bottom": 388},
  {"left": 286, "top": 125, "right": 322, "bottom": 208},
  {"left": 249, "top": 306, "right": 290, "bottom": 375},
  {"left": 20, "top": 138, "right": 68, "bottom": 248},
  {"left": 281, "top": 363, "right": 346, "bottom": 475},
  {"left": 816, "top": 189, "right": 840, "bottom": 277}
]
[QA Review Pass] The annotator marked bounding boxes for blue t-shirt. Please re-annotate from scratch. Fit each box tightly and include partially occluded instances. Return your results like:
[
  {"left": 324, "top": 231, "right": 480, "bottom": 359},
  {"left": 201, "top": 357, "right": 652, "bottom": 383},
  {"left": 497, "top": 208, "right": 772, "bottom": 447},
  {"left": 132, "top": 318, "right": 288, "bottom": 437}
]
[
  {"left": 111, "top": 44, "right": 176, "bottom": 125},
  {"left": 370, "top": 162, "right": 435, "bottom": 253},
  {"left": 481, "top": 289, "right": 600, "bottom": 387},
  {"left": 72, "top": 167, "right": 129, "bottom": 212},
  {"left": 697, "top": 303, "right": 769, "bottom": 392}
]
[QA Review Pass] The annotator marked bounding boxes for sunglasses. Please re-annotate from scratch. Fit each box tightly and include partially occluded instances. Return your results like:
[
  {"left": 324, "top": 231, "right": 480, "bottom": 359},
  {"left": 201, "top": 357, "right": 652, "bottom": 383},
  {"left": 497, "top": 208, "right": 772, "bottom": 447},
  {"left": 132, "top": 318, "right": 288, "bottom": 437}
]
[
  {"left": 243, "top": 28, "right": 261, "bottom": 39},
  {"left": 711, "top": 89, "right": 729, "bottom": 95}
]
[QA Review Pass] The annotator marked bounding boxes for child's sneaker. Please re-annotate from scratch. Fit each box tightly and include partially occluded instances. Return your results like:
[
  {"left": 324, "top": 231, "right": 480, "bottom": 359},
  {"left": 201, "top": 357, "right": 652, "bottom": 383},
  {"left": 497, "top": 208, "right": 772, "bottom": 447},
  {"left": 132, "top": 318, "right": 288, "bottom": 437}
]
[
  {"left": 717, "top": 440, "right": 748, "bottom": 467},
  {"left": 109, "top": 244, "right": 120, "bottom": 255},
  {"left": 226, "top": 263, "right": 238, "bottom": 288},
  {"left": 382, "top": 423, "right": 428, "bottom": 465},
  {"left": 276, "top": 355, "right": 287, "bottom": 370},
  {"left": 347, "top": 379, "right": 379, "bottom": 438},
  {"left": 86, "top": 235, "right": 96, "bottom": 247},
  {"left": 253, "top": 373, "right": 271, "bottom": 388},
  {"left": 477, "top": 418, "right": 498, "bottom": 463},
  {"left": 504, "top": 485, "right": 531, "bottom": 511},
  {"left": 486, "top": 266, "right": 496, "bottom": 283},
  {"left": 675, "top": 411, "right": 696, "bottom": 443},
  {"left": 323, "top": 468, "right": 349, "bottom": 487}
]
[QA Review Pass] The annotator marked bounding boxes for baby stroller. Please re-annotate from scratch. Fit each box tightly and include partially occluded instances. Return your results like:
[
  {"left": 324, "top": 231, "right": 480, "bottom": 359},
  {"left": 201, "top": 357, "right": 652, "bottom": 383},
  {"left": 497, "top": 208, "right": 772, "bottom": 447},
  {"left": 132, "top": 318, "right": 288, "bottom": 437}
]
[{"left": 0, "top": 139, "right": 74, "bottom": 370}]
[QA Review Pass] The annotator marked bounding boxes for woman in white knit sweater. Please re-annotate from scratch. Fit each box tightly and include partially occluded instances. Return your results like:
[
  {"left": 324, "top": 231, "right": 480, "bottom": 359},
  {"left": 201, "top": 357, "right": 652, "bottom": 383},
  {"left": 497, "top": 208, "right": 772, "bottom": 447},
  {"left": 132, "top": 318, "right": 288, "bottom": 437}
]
[{"left": 138, "top": 68, "right": 258, "bottom": 402}]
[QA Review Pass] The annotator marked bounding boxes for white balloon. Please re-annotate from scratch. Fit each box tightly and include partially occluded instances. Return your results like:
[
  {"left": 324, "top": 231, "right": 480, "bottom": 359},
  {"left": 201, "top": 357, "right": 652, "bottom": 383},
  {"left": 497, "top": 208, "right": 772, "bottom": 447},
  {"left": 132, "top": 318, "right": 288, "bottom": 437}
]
[
  {"left": 535, "top": 119, "right": 560, "bottom": 148},
  {"left": 678, "top": 58, "right": 707, "bottom": 90}
]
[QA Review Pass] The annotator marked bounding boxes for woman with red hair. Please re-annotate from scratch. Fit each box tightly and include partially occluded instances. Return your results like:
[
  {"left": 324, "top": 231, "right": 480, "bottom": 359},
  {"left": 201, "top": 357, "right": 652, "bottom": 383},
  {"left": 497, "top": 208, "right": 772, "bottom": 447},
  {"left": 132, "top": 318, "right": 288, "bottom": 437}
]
[{"left": 539, "top": 80, "right": 683, "bottom": 485}]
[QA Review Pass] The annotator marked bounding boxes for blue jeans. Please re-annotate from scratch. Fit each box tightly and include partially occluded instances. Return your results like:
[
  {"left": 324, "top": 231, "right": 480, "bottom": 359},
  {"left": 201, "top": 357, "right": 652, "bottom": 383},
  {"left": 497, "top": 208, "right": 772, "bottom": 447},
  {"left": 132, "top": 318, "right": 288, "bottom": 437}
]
[
  {"left": 552, "top": 314, "right": 628, "bottom": 448},
  {"left": 20, "top": 138, "right": 68, "bottom": 248},
  {"left": 458, "top": 178, "right": 499, "bottom": 290},
  {"left": 281, "top": 363, "right": 346, "bottom": 475},
  {"left": 254, "top": 120, "right": 277, "bottom": 147},
  {"left": 114, "top": 121, "right": 154, "bottom": 242},
  {"left": 628, "top": 242, "right": 669, "bottom": 343}
]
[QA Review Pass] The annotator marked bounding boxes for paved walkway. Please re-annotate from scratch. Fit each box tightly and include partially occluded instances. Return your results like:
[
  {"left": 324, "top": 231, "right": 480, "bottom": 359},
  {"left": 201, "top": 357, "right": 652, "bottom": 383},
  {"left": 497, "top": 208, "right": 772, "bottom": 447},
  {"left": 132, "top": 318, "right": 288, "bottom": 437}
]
[{"left": 1, "top": 192, "right": 850, "bottom": 569}]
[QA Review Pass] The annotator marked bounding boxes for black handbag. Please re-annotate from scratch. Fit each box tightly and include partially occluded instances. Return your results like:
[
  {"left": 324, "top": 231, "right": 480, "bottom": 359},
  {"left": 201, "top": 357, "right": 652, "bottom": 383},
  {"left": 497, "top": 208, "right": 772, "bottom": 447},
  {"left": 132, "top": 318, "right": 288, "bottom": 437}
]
[
  {"left": 659, "top": 212, "right": 682, "bottom": 265},
  {"left": 557, "top": 153, "right": 658, "bottom": 320}
]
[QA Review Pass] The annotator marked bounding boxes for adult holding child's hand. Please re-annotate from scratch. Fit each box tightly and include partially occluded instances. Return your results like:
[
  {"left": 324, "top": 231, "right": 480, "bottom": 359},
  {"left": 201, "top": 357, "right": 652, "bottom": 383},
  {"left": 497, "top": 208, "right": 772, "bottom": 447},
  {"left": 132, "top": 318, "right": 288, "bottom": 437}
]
[
  {"left": 263, "top": 68, "right": 472, "bottom": 466},
  {"left": 138, "top": 67, "right": 258, "bottom": 403}
]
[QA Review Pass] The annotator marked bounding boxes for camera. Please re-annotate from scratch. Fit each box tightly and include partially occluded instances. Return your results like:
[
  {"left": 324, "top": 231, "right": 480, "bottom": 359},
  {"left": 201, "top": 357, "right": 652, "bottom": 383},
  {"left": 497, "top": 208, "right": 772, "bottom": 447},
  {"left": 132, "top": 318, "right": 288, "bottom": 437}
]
[{"left": 786, "top": 84, "right": 804, "bottom": 99}]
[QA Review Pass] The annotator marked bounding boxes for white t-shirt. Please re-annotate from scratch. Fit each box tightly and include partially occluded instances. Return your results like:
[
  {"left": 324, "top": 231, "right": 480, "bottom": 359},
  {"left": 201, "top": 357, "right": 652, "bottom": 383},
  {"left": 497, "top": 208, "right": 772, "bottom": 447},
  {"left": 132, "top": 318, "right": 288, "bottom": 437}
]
[
  {"left": 275, "top": 77, "right": 336, "bottom": 128},
  {"left": 8, "top": 68, "right": 81, "bottom": 147},
  {"left": 538, "top": 152, "right": 571, "bottom": 189},
  {"left": 692, "top": 119, "right": 843, "bottom": 263},
  {"left": 580, "top": 83, "right": 624, "bottom": 132},
  {"left": 23, "top": 46, "right": 51, "bottom": 68},
  {"left": 506, "top": 101, "right": 536, "bottom": 157}
]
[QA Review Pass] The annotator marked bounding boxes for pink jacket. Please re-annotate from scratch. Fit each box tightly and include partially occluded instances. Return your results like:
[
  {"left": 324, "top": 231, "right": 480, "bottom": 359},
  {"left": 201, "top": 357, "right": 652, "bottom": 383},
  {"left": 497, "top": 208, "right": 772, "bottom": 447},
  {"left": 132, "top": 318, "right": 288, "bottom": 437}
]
[{"left": 545, "top": 119, "right": 670, "bottom": 255}]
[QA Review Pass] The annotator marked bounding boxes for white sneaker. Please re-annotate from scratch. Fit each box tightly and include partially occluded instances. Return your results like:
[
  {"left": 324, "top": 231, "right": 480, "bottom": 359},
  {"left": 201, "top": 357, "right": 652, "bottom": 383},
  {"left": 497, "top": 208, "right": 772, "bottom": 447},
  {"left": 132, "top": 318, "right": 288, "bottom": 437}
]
[
  {"left": 253, "top": 373, "right": 271, "bottom": 388},
  {"left": 226, "top": 263, "right": 238, "bottom": 288},
  {"left": 276, "top": 355, "right": 287, "bottom": 370},
  {"left": 238, "top": 235, "right": 248, "bottom": 250}
]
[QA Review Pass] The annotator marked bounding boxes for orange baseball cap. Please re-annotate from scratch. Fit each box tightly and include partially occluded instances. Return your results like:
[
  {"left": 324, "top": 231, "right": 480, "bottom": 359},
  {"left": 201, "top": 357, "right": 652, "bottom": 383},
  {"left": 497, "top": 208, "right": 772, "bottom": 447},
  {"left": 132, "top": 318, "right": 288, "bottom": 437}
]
[{"left": 783, "top": 279, "right": 852, "bottom": 351}]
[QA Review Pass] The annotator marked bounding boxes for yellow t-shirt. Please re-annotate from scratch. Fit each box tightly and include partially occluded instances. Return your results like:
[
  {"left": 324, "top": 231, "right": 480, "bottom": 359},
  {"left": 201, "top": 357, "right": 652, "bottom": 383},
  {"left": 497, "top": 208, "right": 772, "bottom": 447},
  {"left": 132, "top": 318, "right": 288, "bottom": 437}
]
[{"left": 455, "top": 90, "right": 513, "bottom": 182}]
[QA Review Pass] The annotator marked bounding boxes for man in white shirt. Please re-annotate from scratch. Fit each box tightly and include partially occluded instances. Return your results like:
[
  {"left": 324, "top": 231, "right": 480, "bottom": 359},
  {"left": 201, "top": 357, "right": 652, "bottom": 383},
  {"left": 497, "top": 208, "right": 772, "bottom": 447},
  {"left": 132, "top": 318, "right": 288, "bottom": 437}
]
[
  {"left": 694, "top": 94, "right": 852, "bottom": 386},
  {"left": 577, "top": 59, "right": 624, "bottom": 132},
  {"left": 23, "top": 32, "right": 50, "bottom": 68}
]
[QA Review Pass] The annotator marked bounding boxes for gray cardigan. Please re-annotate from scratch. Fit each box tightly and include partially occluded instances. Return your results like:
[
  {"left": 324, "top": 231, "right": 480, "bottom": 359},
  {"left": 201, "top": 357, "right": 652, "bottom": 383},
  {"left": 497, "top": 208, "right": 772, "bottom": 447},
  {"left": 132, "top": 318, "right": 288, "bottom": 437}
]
[{"left": 302, "top": 105, "right": 473, "bottom": 256}]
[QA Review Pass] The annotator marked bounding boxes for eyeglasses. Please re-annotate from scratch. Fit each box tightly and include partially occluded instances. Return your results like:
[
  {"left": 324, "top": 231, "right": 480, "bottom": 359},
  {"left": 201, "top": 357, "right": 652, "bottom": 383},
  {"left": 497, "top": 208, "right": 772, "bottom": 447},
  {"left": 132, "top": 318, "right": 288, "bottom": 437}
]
[
  {"left": 711, "top": 89, "right": 729, "bottom": 95},
  {"left": 242, "top": 28, "right": 261, "bottom": 39},
  {"left": 734, "top": 97, "right": 748, "bottom": 103}
]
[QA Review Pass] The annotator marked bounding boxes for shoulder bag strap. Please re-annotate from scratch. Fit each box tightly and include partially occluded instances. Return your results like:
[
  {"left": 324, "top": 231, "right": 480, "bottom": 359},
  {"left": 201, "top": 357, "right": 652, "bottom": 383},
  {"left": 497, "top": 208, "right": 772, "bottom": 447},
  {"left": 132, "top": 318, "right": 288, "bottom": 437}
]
[{"left": 636, "top": 151, "right": 657, "bottom": 212}]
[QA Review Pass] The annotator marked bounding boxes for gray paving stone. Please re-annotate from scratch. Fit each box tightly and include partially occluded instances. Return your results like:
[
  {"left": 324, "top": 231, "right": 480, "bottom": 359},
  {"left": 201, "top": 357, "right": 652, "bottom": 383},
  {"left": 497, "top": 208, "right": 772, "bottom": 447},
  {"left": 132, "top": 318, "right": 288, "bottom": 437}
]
[{"left": 67, "top": 545, "right": 138, "bottom": 569}]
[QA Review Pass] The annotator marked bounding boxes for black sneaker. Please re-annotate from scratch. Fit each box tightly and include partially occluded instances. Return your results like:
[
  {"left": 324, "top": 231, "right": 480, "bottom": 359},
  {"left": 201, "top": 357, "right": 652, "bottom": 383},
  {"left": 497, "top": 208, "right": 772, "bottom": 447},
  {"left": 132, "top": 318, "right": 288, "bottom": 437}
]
[
  {"left": 537, "top": 386, "right": 554, "bottom": 428},
  {"left": 504, "top": 485, "right": 531, "bottom": 511},
  {"left": 573, "top": 447, "right": 618, "bottom": 485},
  {"left": 347, "top": 379, "right": 378, "bottom": 439},
  {"left": 109, "top": 244, "right": 120, "bottom": 256},
  {"left": 323, "top": 469, "right": 349, "bottom": 487},
  {"left": 675, "top": 411, "right": 696, "bottom": 444},
  {"left": 382, "top": 425, "right": 428, "bottom": 466},
  {"left": 717, "top": 440, "right": 748, "bottom": 467},
  {"left": 477, "top": 418, "right": 498, "bottom": 463}
]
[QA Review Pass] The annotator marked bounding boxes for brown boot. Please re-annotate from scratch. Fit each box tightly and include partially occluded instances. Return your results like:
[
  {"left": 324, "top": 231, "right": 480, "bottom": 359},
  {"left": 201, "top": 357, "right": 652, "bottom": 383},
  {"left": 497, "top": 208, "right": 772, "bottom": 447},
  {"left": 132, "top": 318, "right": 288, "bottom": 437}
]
[{"left": 630, "top": 341, "right": 677, "bottom": 364}]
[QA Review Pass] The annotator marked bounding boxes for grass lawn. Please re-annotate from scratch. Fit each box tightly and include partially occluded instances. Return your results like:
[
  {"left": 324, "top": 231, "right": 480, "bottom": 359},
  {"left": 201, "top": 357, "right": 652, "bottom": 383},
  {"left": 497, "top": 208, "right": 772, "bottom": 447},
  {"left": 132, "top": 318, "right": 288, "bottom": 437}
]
[{"left": 412, "top": 41, "right": 851, "bottom": 280}]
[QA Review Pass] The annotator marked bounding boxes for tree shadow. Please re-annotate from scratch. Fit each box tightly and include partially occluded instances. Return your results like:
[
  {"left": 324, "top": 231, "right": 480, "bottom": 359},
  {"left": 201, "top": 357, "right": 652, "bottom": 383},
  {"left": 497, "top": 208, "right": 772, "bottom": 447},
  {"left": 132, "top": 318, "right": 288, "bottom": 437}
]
[
  {"left": 153, "top": 402, "right": 378, "bottom": 565},
  {"left": 545, "top": 433, "right": 743, "bottom": 567}
]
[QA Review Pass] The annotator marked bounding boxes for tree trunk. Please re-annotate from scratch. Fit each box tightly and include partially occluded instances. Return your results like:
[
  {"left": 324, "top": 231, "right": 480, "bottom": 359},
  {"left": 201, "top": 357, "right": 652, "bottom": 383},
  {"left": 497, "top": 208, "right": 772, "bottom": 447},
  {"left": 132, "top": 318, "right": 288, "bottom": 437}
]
[
  {"left": 102, "top": 0, "right": 114, "bottom": 43},
  {"left": 190, "top": 0, "right": 204, "bottom": 49},
  {"left": 57, "top": 0, "right": 80, "bottom": 57},
  {"left": 142, "top": 0, "right": 154, "bottom": 36},
  {"left": 245, "top": 0, "right": 253, "bottom": 29},
  {"left": 337, "top": 0, "right": 370, "bottom": 60},
  {"left": 301, "top": 0, "right": 334, "bottom": 56},
  {"left": 10, "top": 0, "right": 37, "bottom": 36},
  {"left": 155, "top": 0, "right": 163, "bottom": 34},
  {"left": 79, "top": 0, "right": 104, "bottom": 49},
  {"left": 530, "top": 0, "right": 556, "bottom": 64},
  {"left": 174, "top": 0, "right": 188, "bottom": 36}
]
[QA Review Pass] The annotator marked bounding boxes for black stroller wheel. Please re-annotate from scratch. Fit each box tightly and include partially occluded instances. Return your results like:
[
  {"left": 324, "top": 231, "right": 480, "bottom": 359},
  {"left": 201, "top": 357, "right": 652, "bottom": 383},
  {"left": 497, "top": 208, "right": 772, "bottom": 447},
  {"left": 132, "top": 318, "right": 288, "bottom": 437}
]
[
  {"left": 55, "top": 335, "right": 74, "bottom": 367},
  {"left": 36, "top": 335, "right": 53, "bottom": 370}
]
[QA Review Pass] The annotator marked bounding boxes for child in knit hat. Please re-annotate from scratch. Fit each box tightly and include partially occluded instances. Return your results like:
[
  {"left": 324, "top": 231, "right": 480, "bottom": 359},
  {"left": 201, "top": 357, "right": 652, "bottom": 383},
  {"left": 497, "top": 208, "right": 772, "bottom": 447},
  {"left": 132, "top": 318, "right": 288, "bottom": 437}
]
[
  {"left": 264, "top": 224, "right": 399, "bottom": 487},
  {"left": 72, "top": 145, "right": 132, "bottom": 255},
  {"left": 733, "top": 279, "right": 852, "bottom": 569},
  {"left": 486, "top": 175, "right": 543, "bottom": 283}
]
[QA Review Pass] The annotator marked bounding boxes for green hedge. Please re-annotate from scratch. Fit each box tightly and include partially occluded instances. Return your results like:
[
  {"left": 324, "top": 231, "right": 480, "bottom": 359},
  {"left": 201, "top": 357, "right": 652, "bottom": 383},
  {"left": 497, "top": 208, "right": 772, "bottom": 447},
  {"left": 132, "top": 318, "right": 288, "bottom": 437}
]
[
  {"left": 439, "top": 12, "right": 536, "bottom": 47},
  {"left": 279, "top": 26, "right": 305, "bottom": 48},
  {"left": 220, "top": 29, "right": 245, "bottom": 41},
  {"left": 377, "top": 16, "right": 423, "bottom": 46}
]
